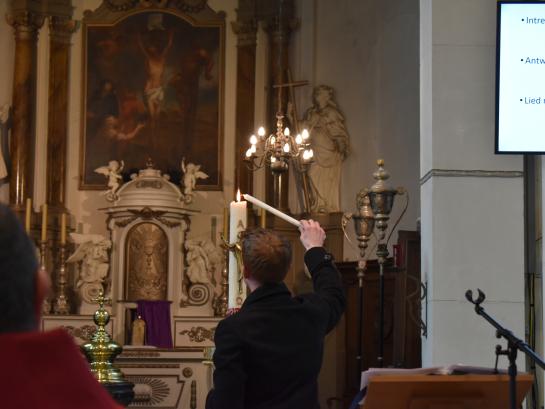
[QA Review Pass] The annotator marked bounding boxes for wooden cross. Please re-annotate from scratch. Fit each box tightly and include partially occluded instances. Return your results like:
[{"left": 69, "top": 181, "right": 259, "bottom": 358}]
[
  {"left": 272, "top": 69, "right": 314, "bottom": 214},
  {"left": 272, "top": 69, "right": 309, "bottom": 133}
]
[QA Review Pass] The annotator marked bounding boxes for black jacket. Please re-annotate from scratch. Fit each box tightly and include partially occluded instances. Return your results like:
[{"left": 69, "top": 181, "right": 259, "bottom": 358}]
[{"left": 206, "top": 247, "right": 346, "bottom": 409}]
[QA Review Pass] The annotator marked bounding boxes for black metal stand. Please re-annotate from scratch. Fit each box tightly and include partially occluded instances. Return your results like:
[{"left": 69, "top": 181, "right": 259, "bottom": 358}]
[
  {"left": 376, "top": 244, "right": 388, "bottom": 367},
  {"left": 356, "top": 281, "right": 364, "bottom": 377},
  {"left": 466, "top": 289, "right": 545, "bottom": 409}
]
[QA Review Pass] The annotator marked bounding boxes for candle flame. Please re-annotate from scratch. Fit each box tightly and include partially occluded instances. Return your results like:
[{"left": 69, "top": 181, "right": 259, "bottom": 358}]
[{"left": 236, "top": 189, "right": 241, "bottom": 202}]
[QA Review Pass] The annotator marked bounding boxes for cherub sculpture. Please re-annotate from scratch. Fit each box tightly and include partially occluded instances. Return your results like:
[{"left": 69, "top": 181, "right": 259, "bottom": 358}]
[
  {"left": 181, "top": 158, "right": 208, "bottom": 204},
  {"left": 94, "top": 160, "right": 124, "bottom": 202},
  {"left": 66, "top": 234, "right": 112, "bottom": 306}
]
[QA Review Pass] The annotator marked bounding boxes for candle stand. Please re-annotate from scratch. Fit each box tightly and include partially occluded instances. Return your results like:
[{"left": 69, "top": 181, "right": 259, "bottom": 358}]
[{"left": 53, "top": 243, "right": 70, "bottom": 314}]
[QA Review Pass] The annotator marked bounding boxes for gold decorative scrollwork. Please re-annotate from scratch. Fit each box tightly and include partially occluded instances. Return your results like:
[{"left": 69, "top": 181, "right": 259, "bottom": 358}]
[
  {"left": 126, "top": 223, "right": 169, "bottom": 300},
  {"left": 115, "top": 216, "right": 138, "bottom": 227},
  {"left": 179, "top": 326, "right": 216, "bottom": 343},
  {"left": 119, "top": 350, "right": 161, "bottom": 358},
  {"left": 115, "top": 207, "right": 181, "bottom": 228},
  {"left": 104, "top": 0, "right": 208, "bottom": 13},
  {"left": 62, "top": 325, "right": 97, "bottom": 342},
  {"left": 171, "top": 0, "right": 208, "bottom": 13},
  {"left": 135, "top": 180, "right": 163, "bottom": 189},
  {"left": 104, "top": 0, "right": 139, "bottom": 12}
]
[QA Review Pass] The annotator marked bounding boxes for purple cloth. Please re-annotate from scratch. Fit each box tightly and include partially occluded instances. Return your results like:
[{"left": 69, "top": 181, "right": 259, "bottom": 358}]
[{"left": 136, "top": 300, "right": 173, "bottom": 349}]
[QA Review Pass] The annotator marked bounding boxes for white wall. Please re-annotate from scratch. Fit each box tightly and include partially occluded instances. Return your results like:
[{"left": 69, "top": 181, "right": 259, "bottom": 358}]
[
  {"left": 420, "top": 0, "right": 525, "bottom": 367},
  {"left": 292, "top": 0, "right": 421, "bottom": 261}
]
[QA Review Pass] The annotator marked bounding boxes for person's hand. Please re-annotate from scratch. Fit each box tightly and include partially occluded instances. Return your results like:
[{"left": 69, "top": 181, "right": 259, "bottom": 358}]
[{"left": 299, "top": 219, "right": 326, "bottom": 250}]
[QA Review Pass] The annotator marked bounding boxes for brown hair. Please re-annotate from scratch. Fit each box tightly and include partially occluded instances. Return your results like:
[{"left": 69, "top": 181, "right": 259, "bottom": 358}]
[{"left": 241, "top": 228, "right": 292, "bottom": 284}]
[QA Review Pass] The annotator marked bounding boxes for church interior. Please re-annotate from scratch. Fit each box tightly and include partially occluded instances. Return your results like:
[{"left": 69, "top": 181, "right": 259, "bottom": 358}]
[{"left": 0, "top": 0, "right": 541, "bottom": 408}]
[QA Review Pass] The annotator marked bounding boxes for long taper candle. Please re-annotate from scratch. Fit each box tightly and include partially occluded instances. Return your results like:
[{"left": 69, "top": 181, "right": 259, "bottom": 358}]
[
  {"left": 41, "top": 204, "right": 48, "bottom": 242},
  {"left": 223, "top": 207, "right": 229, "bottom": 238},
  {"left": 260, "top": 208, "right": 266, "bottom": 228},
  {"left": 60, "top": 213, "right": 67, "bottom": 245},
  {"left": 243, "top": 194, "right": 301, "bottom": 227},
  {"left": 25, "top": 198, "right": 31, "bottom": 233}
]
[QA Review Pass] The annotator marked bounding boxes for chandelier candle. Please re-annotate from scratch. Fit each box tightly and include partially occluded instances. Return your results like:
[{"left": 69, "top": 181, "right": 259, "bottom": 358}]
[
  {"left": 228, "top": 190, "right": 247, "bottom": 309},
  {"left": 243, "top": 194, "right": 301, "bottom": 228}
]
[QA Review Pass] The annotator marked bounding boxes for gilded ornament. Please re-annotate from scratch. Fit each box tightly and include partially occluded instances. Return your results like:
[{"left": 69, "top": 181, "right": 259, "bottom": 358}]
[
  {"left": 179, "top": 326, "right": 216, "bottom": 343},
  {"left": 81, "top": 290, "right": 127, "bottom": 383}
]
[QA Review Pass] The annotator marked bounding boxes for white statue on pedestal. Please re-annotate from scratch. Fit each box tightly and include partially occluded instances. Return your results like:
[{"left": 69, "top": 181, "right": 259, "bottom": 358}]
[
  {"left": 67, "top": 233, "right": 112, "bottom": 312},
  {"left": 299, "top": 85, "right": 350, "bottom": 213},
  {"left": 181, "top": 158, "right": 208, "bottom": 204},
  {"left": 94, "top": 160, "right": 125, "bottom": 202}
]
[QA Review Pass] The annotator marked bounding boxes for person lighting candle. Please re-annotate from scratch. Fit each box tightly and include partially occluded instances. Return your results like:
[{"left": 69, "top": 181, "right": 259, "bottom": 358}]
[{"left": 206, "top": 220, "right": 346, "bottom": 409}]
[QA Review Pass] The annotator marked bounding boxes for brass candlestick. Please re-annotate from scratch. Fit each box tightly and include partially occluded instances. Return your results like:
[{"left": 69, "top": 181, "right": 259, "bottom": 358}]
[
  {"left": 53, "top": 243, "right": 70, "bottom": 314},
  {"left": 82, "top": 290, "right": 125, "bottom": 383},
  {"left": 220, "top": 233, "right": 244, "bottom": 314},
  {"left": 342, "top": 191, "right": 376, "bottom": 377},
  {"left": 40, "top": 240, "right": 51, "bottom": 315},
  {"left": 213, "top": 253, "right": 229, "bottom": 317},
  {"left": 365, "top": 159, "right": 407, "bottom": 367}
]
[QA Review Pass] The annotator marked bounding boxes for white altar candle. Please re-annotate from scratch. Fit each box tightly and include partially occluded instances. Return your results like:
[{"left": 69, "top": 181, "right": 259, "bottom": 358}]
[
  {"left": 228, "top": 190, "right": 247, "bottom": 309},
  {"left": 243, "top": 194, "right": 301, "bottom": 227}
]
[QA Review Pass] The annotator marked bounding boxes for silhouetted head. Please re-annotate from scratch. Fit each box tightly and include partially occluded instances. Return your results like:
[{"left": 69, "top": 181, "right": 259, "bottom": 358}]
[{"left": 0, "top": 204, "right": 48, "bottom": 333}]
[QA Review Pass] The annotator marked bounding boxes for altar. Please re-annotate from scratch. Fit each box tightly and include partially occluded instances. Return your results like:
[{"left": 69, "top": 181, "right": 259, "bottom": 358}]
[{"left": 41, "top": 163, "right": 222, "bottom": 409}]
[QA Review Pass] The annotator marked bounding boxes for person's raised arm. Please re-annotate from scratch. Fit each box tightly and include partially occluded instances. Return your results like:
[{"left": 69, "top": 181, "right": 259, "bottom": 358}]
[{"left": 299, "top": 220, "right": 346, "bottom": 333}]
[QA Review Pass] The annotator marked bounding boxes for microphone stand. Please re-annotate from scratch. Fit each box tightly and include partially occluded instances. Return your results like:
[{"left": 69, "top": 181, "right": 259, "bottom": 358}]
[{"left": 466, "top": 289, "right": 545, "bottom": 409}]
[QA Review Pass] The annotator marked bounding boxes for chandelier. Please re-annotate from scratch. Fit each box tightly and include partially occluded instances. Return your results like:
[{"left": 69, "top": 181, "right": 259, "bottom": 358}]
[{"left": 244, "top": 113, "right": 313, "bottom": 173}]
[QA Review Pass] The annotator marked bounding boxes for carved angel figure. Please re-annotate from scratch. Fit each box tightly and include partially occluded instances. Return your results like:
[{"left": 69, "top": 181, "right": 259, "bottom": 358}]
[
  {"left": 94, "top": 160, "right": 125, "bottom": 202},
  {"left": 67, "top": 233, "right": 112, "bottom": 305},
  {"left": 181, "top": 158, "right": 208, "bottom": 203},
  {"left": 185, "top": 239, "right": 213, "bottom": 284},
  {"left": 184, "top": 238, "right": 223, "bottom": 284}
]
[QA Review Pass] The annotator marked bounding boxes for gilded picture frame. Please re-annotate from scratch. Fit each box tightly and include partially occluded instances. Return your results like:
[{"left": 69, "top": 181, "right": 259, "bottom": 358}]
[{"left": 79, "top": 3, "right": 224, "bottom": 190}]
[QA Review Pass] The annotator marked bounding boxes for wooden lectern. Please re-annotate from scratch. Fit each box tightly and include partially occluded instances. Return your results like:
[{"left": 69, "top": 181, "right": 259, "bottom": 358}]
[{"left": 362, "top": 374, "right": 533, "bottom": 409}]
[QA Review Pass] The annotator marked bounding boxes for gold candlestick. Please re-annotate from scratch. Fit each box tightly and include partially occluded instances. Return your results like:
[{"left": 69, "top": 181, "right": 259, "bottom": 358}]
[
  {"left": 41, "top": 204, "right": 48, "bottom": 242},
  {"left": 82, "top": 290, "right": 125, "bottom": 383},
  {"left": 25, "top": 198, "right": 31, "bottom": 233},
  {"left": 53, "top": 243, "right": 69, "bottom": 314},
  {"left": 213, "top": 255, "right": 229, "bottom": 317},
  {"left": 60, "top": 213, "right": 66, "bottom": 245},
  {"left": 213, "top": 233, "right": 232, "bottom": 317},
  {"left": 40, "top": 240, "right": 51, "bottom": 315}
]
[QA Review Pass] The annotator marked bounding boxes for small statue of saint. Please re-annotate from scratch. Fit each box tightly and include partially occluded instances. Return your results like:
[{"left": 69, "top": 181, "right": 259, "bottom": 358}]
[{"left": 131, "top": 315, "right": 146, "bottom": 346}]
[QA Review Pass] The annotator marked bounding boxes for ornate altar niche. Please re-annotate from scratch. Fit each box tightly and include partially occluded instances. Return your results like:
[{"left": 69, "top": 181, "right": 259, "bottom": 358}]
[{"left": 103, "top": 164, "right": 219, "bottom": 344}]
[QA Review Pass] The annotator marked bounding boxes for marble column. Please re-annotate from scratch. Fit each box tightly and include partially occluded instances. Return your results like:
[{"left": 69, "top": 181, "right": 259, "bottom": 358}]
[
  {"left": 232, "top": 19, "right": 257, "bottom": 199},
  {"left": 46, "top": 16, "right": 78, "bottom": 211},
  {"left": 420, "top": 0, "right": 525, "bottom": 367},
  {"left": 6, "top": 11, "right": 44, "bottom": 209}
]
